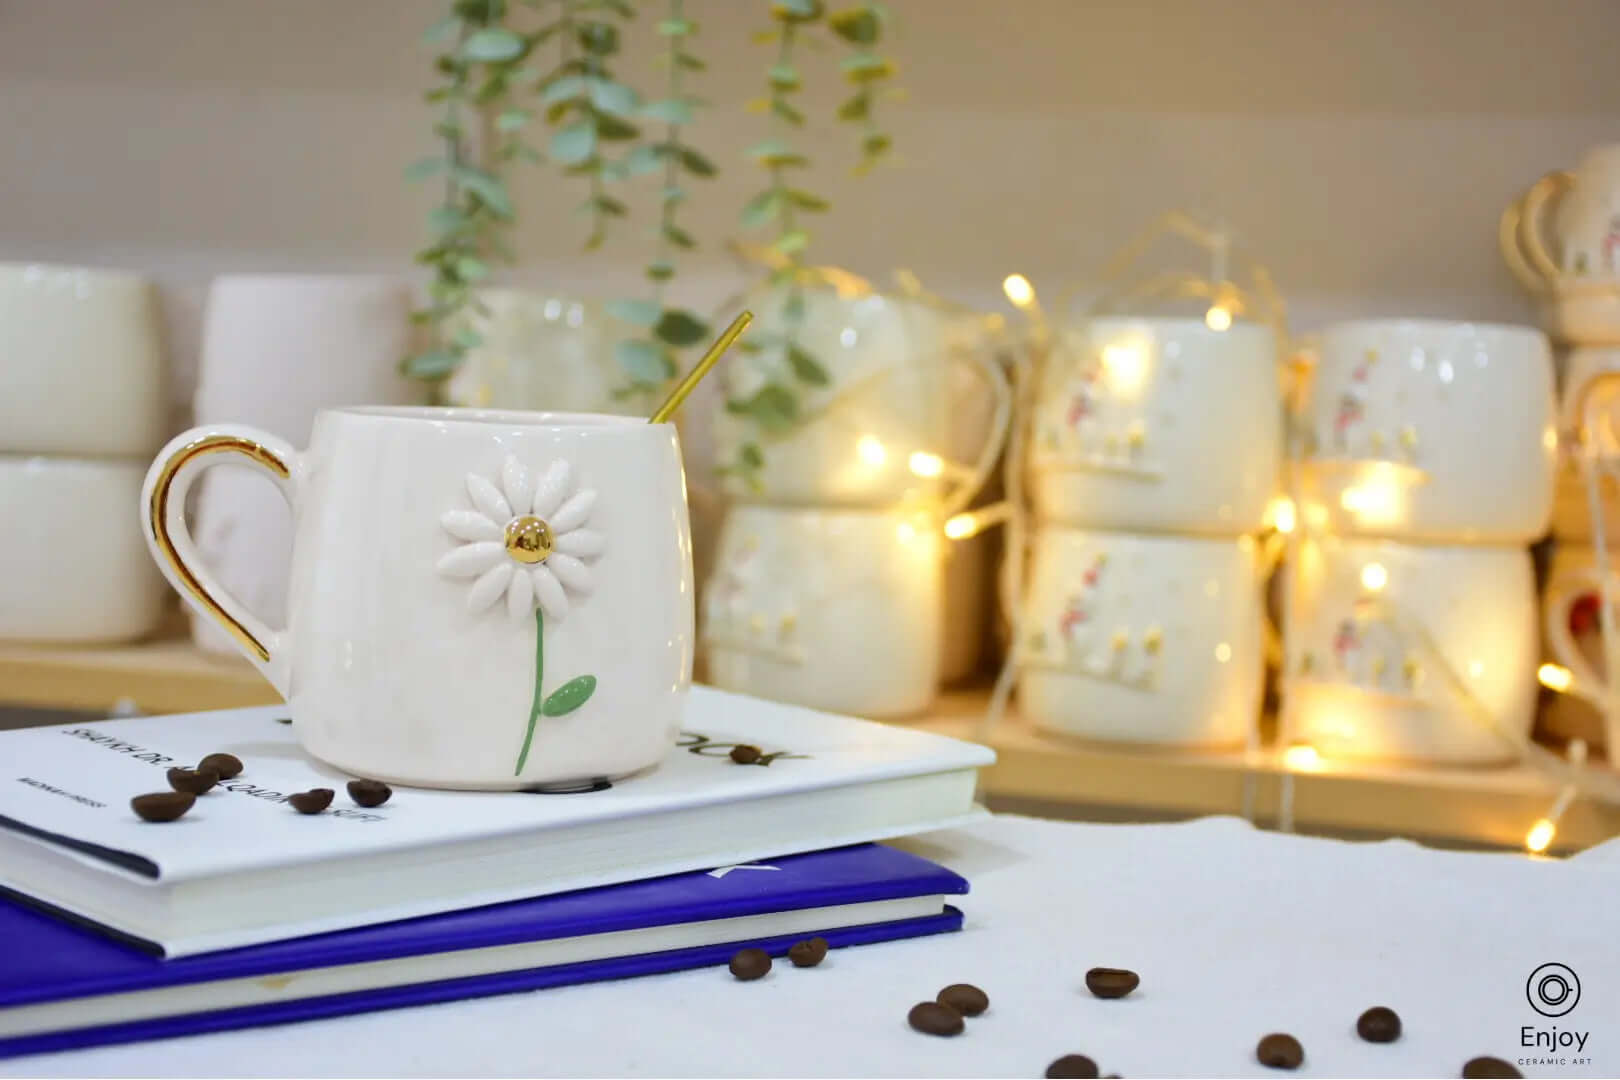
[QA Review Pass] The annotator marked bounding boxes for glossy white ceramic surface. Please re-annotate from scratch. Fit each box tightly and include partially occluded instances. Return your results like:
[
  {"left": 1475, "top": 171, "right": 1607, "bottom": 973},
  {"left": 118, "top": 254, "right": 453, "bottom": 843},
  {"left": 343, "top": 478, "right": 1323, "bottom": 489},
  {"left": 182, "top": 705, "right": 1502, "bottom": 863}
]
[
  {"left": 142, "top": 407, "right": 694, "bottom": 790},
  {"left": 0, "top": 264, "right": 167, "bottom": 457},
  {"left": 0, "top": 456, "right": 168, "bottom": 642},
  {"left": 1017, "top": 527, "right": 1265, "bottom": 748}
]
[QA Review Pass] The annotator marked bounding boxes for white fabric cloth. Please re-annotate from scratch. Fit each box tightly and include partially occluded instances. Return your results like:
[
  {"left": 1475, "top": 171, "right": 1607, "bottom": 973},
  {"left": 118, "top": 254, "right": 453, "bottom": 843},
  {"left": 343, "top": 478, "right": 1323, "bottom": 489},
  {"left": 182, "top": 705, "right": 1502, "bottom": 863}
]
[{"left": 6, "top": 815, "right": 1617, "bottom": 1078}]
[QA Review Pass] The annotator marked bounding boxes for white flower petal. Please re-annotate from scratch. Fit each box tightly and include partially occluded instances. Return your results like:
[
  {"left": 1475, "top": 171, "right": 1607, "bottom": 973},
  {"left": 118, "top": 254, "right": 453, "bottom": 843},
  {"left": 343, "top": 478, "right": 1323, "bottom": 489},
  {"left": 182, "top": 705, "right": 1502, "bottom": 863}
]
[
  {"left": 440, "top": 510, "right": 501, "bottom": 542},
  {"left": 532, "top": 565, "right": 569, "bottom": 622},
  {"left": 437, "top": 541, "right": 504, "bottom": 578},
  {"left": 500, "top": 456, "right": 532, "bottom": 517},
  {"left": 531, "top": 459, "right": 572, "bottom": 518},
  {"left": 547, "top": 552, "right": 595, "bottom": 595},
  {"left": 549, "top": 489, "right": 597, "bottom": 534},
  {"left": 466, "top": 563, "right": 513, "bottom": 613},
  {"left": 553, "top": 528, "right": 605, "bottom": 559},
  {"left": 466, "top": 473, "right": 512, "bottom": 523},
  {"left": 505, "top": 564, "right": 534, "bottom": 620}
]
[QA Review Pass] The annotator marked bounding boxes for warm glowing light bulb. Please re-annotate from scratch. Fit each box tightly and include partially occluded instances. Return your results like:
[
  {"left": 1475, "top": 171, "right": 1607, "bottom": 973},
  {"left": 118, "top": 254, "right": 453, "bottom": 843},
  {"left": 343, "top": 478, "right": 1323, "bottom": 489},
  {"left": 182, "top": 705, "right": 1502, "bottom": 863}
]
[
  {"left": 944, "top": 513, "right": 975, "bottom": 540},
  {"left": 1204, "top": 304, "right": 1233, "bottom": 332},
  {"left": 909, "top": 451, "right": 945, "bottom": 478},
  {"left": 894, "top": 522, "right": 917, "bottom": 543},
  {"left": 856, "top": 435, "right": 886, "bottom": 467},
  {"left": 1525, "top": 818, "right": 1556, "bottom": 854},
  {"left": 1002, "top": 273, "right": 1035, "bottom": 309},
  {"left": 1282, "top": 744, "right": 1321, "bottom": 771},
  {"left": 1099, "top": 342, "right": 1147, "bottom": 392},
  {"left": 1539, "top": 663, "right": 1574, "bottom": 693},
  {"left": 1360, "top": 562, "right": 1388, "bottom": 592},
  {"left": 1267, "top": 496, "right": 1297, "bottom": 535}
]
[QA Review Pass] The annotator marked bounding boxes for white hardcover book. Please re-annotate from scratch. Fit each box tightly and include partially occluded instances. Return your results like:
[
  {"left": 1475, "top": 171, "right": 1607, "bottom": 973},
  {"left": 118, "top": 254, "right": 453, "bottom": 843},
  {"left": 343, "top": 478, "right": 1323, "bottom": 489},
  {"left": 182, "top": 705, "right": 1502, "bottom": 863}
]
[{"left": 0, "top": 685, "right": 991, "bottom": 955}]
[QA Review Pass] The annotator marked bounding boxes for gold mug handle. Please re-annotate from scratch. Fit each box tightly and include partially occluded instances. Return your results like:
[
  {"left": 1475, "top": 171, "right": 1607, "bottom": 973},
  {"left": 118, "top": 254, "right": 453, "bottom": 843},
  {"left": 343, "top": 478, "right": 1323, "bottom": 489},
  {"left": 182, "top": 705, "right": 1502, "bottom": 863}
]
[
  {"left": 141, "top": 425, "right": 301, "bottom": 697},
  {"left": 1500, "top": 170, "right": 1576, "bottom": 292}
]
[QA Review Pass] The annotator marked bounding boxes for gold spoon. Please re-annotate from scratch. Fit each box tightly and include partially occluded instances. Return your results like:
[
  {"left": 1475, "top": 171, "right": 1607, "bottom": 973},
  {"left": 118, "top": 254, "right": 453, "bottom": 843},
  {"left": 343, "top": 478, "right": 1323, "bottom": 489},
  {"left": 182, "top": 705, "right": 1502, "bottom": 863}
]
[{"left": 647, "top": 311, "right": 753, "bottom": 425}]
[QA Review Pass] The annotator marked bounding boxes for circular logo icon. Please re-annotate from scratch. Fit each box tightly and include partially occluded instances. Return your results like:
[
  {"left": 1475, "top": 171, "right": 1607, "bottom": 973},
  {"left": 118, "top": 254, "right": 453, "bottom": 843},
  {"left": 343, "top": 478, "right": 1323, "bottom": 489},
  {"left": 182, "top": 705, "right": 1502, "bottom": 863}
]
[{"left": 1527, "top": 963, "right": 1581, "bottom": 1017}]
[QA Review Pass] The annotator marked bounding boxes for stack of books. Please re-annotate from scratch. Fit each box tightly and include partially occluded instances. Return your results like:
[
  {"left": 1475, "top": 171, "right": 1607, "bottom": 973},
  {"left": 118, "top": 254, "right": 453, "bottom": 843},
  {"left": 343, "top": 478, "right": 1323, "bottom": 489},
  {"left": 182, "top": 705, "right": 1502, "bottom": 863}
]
[{"left": 0, "top": 685, "right": 992, "bottom": 1058}]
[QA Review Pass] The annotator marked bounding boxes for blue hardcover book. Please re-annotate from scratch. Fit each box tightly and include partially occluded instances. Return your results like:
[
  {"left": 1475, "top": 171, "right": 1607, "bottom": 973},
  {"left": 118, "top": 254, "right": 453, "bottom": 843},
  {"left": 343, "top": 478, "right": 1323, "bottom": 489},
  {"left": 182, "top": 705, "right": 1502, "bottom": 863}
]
[{"left": 0, "top": 843, "right": 965, "bottom": 1059}]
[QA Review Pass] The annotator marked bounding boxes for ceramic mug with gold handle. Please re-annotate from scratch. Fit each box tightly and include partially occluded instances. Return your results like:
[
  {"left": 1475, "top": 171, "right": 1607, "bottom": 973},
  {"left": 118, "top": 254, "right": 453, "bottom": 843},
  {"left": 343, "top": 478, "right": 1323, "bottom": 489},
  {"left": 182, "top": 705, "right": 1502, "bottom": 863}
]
[{"left": 1501, "top": 144, "right": 1620, "bottom": 344}]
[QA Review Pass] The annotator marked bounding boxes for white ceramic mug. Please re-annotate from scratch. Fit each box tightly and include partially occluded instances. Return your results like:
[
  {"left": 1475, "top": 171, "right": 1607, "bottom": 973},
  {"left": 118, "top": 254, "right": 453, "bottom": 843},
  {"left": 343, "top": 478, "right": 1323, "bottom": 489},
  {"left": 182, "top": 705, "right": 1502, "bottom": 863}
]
[
  {"left": 0, "top": 457, "right": 168, "bottom": 642},
  {"left": 711, "top": 290, "right": 1010, "bottom": 512},
  {"left": 1552, "top": 351, "right": 1620, "bottom": 542},
  {"left": 1294, "top": 319, "right": 1556, "bottom": 544},
  {"left": 702, "top": 503, "right": 944, "bottom": 718},
  {"left": 192, "top": 274, "right": 422, "bottom": 657},
  {"left": 1502, "top": 144, "right": 1620, "bottom": 344},
  {"left": 1026, "top": 317, "right": 1281, "bottom": 534},
  {"left": 142, "top": 407, "right": 693, "bottom": 790},
  {"left": 0, "top": 264, "right": 167, "bottom": 457},
  {"left": 1016, "top": 527, "right": 1267, "bottom": 748},
  {"left": 1283, "top": 535, "right": 1537, "bottom": 765},
  {"left": 1541, "top": 543, "right": 1619, "bottom": 753}
]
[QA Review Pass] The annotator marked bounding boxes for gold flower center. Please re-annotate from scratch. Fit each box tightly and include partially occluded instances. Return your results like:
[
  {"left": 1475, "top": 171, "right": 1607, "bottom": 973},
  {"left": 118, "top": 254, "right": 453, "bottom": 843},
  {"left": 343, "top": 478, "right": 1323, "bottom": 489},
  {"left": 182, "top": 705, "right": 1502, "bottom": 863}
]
[{"left": 504, "top": 515, "right": 553, "bottom": 564}]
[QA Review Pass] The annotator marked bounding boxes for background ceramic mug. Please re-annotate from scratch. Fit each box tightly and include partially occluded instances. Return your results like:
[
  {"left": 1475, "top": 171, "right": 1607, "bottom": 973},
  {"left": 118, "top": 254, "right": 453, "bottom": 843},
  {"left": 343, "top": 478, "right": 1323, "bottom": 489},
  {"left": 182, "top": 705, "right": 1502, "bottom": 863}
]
[
  {"left": 1294, "top": 319, "right": 1556, "bottom": 544},
  {"left": 142, "top": 407, "right": 694, "bottom": 790},
  {"left": 1541, "top": 543, "right": 1620, "bottom": 755},
  {"left": 1016, "top": 527, "right": 1267, "bottom": 748},
  {"left": 1026, "top": 317, "right": 1281, "bottom": 534},
  {"left": 1283, "top": 535, "right": 1536, "bottom": 765}
]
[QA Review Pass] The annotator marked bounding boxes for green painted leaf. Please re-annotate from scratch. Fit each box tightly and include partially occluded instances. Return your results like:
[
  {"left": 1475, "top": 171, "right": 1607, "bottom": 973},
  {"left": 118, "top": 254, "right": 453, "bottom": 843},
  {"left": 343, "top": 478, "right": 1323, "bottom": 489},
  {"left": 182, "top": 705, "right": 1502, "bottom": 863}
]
[
  {"left": 404, "top": 349, "right": 461, "bottom": 379},
  {"left": 678, "top": 147, "right": 716, "bottom": 177},
  {"left": 604, "top": 298, "right": 662, "bottom": 327},
  {"left": 663, "top": 223, "right": 696, "bottom": 249},
  {"left": 496, "top": 108, "right": 532, "bottom": 132},
  {"left": 588, "top": 77, "right": 638, "bottom": 117},
  {"left": 550, "top": 123, "right": 597, "bottom": 165},
  {"left": 741, "top": 190, "right": 783, "bottom": 229},
  {"left": 786, "top": 188, "right": 829, "bottom": 212},
  {"left": 641, "top": 98, "right": 694, "bottom": 125},
  {"left": 646, "top": 260, "right": 675, "bottom": 281},
  {"left": 404, "top": 157, "right": 446, "bottom": 181},
  {"left": 655, "top": 309, "right": 709, "bottom": 346},
  {"left": 540, "top": 74, "right": 587, "bottom": 105},
  {"left": 768, "top": 64, "right": 800, "bottom": 89},
  {"left": 461, "top": 28, "right": 527, "bottom": 62},
  {"left": 657, "top": 17, "right": 695, "bottom": 35},
  {"left": 615, "top": 339, "right": 672, "bottom": 383},
  {"left": 788, "top": 344, "right": 830, "bottom": 386},
  {"left": 541, "top": 674, "right": 597, "bottom": 717},
  {"left": 451, "top": 166, "right": 514, "bottom": 216},
  {"left": 774, "top": 230, "right": 810, "bottom": 255}
]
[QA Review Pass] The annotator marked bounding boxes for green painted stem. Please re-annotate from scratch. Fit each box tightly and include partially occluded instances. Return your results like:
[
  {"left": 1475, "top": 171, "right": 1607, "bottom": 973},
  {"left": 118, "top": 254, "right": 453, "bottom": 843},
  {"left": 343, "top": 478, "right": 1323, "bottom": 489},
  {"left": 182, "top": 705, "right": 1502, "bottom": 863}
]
[{"left": 515, "top": 606, "right": 545, "bottom": 776}]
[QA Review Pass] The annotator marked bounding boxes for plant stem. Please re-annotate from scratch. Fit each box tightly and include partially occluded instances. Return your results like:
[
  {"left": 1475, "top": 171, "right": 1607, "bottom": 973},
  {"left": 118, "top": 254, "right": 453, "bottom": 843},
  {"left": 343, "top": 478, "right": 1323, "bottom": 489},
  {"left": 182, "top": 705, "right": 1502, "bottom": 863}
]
[
  {"left": 652, "top": 0, "right": 685, "bottom": 310},
  {"left": 516, "top": 606, "right": 546, "bottom": 775}
]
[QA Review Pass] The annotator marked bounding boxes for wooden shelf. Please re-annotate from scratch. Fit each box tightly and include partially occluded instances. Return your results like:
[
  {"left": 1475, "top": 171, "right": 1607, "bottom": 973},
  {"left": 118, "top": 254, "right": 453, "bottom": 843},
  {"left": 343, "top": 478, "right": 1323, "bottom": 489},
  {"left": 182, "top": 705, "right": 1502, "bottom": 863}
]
[{"left": 1, "top": 636, "right": 1615, "bottom": 852}]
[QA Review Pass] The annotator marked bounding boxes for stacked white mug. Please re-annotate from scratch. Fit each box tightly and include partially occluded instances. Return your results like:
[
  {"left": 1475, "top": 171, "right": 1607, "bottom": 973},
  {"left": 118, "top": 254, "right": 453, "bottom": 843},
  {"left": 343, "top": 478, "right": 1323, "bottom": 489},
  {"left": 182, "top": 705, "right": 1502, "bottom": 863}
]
[
  {"left": 700, "top": 288, "right": 1010, "bottom": 718},
  {"left": 1014, "top": 316, "right": 1281, "bottom": 748},
  {"left": 1283, "top": 320, "right": 1556, "bottom": 765},
  {"left": 0, "top": 264, "right": 171, "bottom": 643}
]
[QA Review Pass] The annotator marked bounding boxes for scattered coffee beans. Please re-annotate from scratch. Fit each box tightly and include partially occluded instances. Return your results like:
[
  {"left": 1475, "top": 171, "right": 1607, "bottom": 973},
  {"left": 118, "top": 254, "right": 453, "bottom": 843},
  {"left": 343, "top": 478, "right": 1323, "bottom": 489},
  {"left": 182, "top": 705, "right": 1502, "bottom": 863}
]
[
  {"left": 728, "top": 744, "right": 761, "bottom": 764},
  {"left": 1084, "top": 967, "right": 1140, "bottom": 999},
  {"left": 907, "top": 1001, "right": 964, "bottom": 1037},
  {"left": 131, "top": 791, "right": 195, "bottom": 822},
  {"left": 347, "top": 779, "right": 393, "bottom": 807},
  {"left": 728, "top": 947, "right": 771, "bottom": 980},
  {"left": 1256, "top": 1033, "right": 1304, "bottom": 1070},
  {"left": 788, "top": 937, "right": 828, "bottom": 967},
  {"left": 288, "top": 788, "right": 334, "bottom": 814},
  {"left": 937, "top": 983, "right": 989, "bottom": 1016},
  {"left": 1462, "top": 1057, "right": 1522, "bottom": 1079},
  {"left": 166, "top": 767, "right": 219, "bottom": 796},
  {"left": 198, "top": 752, "right": 243, "bottom": 779},
  {"left": 1044, "top": 1054, "right": 1099, "bottom": 1078},
  {"left": 1357, "top": 1006, "right": 1402, "bottom": 1043}
]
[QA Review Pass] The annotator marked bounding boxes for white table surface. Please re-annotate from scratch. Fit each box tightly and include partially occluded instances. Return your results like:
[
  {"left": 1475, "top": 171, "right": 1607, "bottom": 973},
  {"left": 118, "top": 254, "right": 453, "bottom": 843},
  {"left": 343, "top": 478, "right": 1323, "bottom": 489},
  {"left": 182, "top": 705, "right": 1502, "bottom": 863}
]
[{"left": 5, "top": 815, "right": 1617, "bottom": 1079}]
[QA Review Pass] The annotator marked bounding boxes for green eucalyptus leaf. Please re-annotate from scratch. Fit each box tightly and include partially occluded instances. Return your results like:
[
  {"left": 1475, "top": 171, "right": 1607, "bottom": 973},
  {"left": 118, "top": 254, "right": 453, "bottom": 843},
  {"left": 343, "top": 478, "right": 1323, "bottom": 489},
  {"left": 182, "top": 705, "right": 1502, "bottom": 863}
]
[
  {"left": 768, "top": 64, "right": 800, "bottom": 90},
  {"left": 829, "top": 7, "right": 880, "bottom": 43},
  {"left": 837, "top": 93, "right": 869, "bottom": 121},
  {"left": 726, "top": 384, "right": 800, "bottom": 432},
  {"left": 433, "top": 119, "right": 463, "bottom": 141},
  {"left": 862, "top": 132, "right": 892, "bottom": 157},
  {"left": 427, "top": 205, "right": 468, "bottom": 236},
  {"left": 783, "top": 288, "right": 807, "bottom": 323},
  {"left": 549, "top": 122, "right": 597, "bottom": 165},
  {"left": 423, "top": 15, "right": 461, "bottom": 44},
  {"left": 404, "top": 349, "right": 461, "bottom": 379},
  {"left": 595, "top": 114, "right": 640, "bottom": 141},
  {"left": 741, "top": 189, "right": 783, "bottom": 229},
  {"left": 595, "top": 194, "right": 627, "bottom": 216},
  {"left": 772, "top": 99, "right": 805, "bottom": 126},
  {"left": 657, "top": 17, "right": 695, "bottom": 35},
  {"left": 604, "top": 298, "right": 662, "bottom": 327},
  {"left": 786, "top": 188, "right": 829, "bottom": 211},
  {"left": 451, "top": 166, "right": 514, "bottom": 216},
  {"left": 841, "top": 52, "right": 893, "bottom": 81},
  {"left": 496, "top": 107, "right": 532, "bottom": 132},
  {"left": 646, "top": 260, "right": 675, "bottom": 281},
  {"left": 455, "top": 256, "right": 490, "bottom": 282},
  {"left": 404, "top": 157, "right": 446, "bottom": 181},
  {"left": 577, "top": 21, "right": 619, "bottom": 55},
  {"left": 544, "top": 100, "right": 573, "bottom": 124},
  {"left": 599, "top": 160, "right": 629, "bottom": 182},
  {"left": 452, "top": 326, "right": 485, "bottom": 349},
  {"left": 774, "top": 229, "right": 810, "bottom": 255},
  {"left": 461, "top": 28, "right": 527, "bottom": 62},
  {"left": 615, "top": 339, "right": 672, "bottom": 384},
  {"left": 787, "top": 344, "right": 830, "bottom": 386},
  {"left": 663, "top": 223, "right": 696, "bottom": 249},
  {"left": 674, "top": 51, "right": 707, "bottom": 71},
  {"left": 587, "top": 77, "right": 638, "bottom": 117},
  {"left": 662, "top": 184, "right": 686, "bottom": 203},
  {"left": 678, "top": 147, "right": 717, "bottom": 177},
  {"left": 541, "top": 674, "right": 597, "bottom": 716},
  {"left": 540, "top": 74, "right": 587, "bottom": 105},
  {"left": 772, "top": 0, "right": 822, "bottom": 20},
  {"left": 748, "top": 138, "right": 807, "bottom": 167},
  {"left": 625, "top": 144, "right": 666, "bottom": 176},
  {"left": 740, "top": 442, "right": 765, "bottom": 468},
  {"left": 654, "top": 308, "right": 709, "bottom": 346},
  {"left": 641, "top": 98, "right": 694, "bottom": 125}
]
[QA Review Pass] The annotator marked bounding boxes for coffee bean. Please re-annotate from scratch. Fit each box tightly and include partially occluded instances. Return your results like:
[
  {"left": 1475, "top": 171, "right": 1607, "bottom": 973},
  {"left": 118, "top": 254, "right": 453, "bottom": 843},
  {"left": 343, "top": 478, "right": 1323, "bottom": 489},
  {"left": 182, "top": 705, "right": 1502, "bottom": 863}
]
[
  {"left": 1084, "top": 967, "right": 1140, "bottom": 999},
  {"left": 166, "top": 767, "right": 219, "bottom": 795},
  {"left": 1045, "top": 1054, "right": 1099, "bottom": 1078},
  {"left": 1256, "top": 1033, "right": 1304, "bottom": 1070},
  {"left": 1357, "top": 1005, "right": 1401, "bottom": 1043},
  {"left": 131, "top": 791, "right": 195, "bottom": 822},
  {"left": 787, "top": 937, "right": 828, "bottom": 967},
  {"left": 937, "top": 983, "right": 989, "bottom": 1016},
  {"left": 1462, "top": 1057, "right": 1522, "bottom": 1079},
  {"left": 907, "top": 1001, "right": 964, "bottom": 1037},
  {"left": 728, "top": 947, "right": 770, "bottom": 980},
  {"left": 288, "top": 788, "right": 334, "bottom": 814},
  {"left": 729, "top": 744, "right": 761, "bottom": 764},
  {"left": 198, "top": 752, "right": 243, "bottom": 779},
  {"left": 347, "top": 779, "right": 392, "bottom": 807}
]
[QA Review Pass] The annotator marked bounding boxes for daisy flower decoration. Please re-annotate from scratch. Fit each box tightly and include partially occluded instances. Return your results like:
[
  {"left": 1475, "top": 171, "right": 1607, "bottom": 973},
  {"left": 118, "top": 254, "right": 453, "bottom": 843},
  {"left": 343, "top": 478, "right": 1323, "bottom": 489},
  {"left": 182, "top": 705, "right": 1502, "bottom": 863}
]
[{"left": 437, "top": 455, "right": 604, "bottom": 622}]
